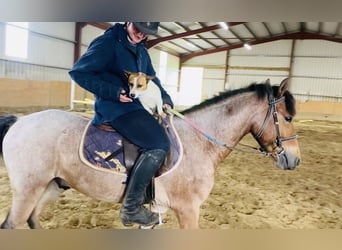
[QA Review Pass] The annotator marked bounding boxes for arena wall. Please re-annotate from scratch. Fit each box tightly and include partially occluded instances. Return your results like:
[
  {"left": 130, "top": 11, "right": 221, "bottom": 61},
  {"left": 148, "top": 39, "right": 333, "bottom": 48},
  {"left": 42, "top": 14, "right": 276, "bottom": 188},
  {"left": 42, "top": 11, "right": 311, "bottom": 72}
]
[
  {"left": 1, "top": 77, "right": 341, "bottom": 119},
  {"left": 0, "top": 78, "right": 88, "bottom": 110},
  {"left": 296, "top": 100, "right": 342, "bottom": 116}
]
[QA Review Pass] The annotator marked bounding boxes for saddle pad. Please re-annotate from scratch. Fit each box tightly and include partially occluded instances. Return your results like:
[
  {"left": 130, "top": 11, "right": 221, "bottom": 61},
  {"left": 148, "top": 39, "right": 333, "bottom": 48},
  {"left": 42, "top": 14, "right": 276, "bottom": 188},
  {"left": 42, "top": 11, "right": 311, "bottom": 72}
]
[
  {"left": 79, "top": 115, "right": 183, "bottom": 175},
  {"left": 80, "top": 122, "right": 126, "bottom": 173}
]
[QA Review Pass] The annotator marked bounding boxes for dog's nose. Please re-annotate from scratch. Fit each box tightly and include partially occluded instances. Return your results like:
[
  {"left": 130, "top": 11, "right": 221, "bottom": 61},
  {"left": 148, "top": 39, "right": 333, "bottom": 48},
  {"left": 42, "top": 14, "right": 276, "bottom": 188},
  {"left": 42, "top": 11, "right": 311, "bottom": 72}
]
[{"left": 130, "top": 93, "right": 135, "bottom": 98}]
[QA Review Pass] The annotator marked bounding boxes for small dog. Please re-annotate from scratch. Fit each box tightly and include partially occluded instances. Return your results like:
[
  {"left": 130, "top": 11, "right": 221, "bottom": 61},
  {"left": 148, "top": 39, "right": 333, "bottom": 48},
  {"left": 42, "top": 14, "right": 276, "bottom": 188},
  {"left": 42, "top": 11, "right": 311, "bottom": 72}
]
[{"left": 125, "top": 71, "right": 165, "bottom": 117}]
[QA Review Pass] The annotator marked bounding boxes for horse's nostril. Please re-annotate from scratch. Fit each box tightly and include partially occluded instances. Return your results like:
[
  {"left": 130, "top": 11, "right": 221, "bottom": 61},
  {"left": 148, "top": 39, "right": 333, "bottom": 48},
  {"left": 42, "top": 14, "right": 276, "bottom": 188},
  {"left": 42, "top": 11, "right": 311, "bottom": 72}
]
[{"left": 295, "top": 157, "right": 301, "bottom": 166}]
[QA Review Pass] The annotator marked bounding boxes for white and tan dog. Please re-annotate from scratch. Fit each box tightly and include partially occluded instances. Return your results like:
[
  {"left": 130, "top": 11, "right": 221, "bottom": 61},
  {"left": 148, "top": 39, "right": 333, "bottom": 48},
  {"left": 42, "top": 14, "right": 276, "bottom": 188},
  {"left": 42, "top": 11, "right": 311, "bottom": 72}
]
[{"left": 125, "top": 71, "right": 165, "bottom": 117}]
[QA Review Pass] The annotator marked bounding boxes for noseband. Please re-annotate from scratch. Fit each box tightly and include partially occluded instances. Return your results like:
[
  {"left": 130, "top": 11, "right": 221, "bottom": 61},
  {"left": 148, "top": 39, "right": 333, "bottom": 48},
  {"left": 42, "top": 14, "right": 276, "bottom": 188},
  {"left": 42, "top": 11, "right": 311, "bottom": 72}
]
[{"left": 255, "top": 93, "right": 298, "bottom": 156}]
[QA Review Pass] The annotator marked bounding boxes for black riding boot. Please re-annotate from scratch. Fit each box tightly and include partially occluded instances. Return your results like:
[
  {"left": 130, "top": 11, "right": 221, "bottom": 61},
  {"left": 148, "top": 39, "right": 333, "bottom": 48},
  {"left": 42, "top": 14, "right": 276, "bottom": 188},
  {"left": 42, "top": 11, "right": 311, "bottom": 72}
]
[{"left": 120, "top": 149, "right": 166, "bottom": 227}]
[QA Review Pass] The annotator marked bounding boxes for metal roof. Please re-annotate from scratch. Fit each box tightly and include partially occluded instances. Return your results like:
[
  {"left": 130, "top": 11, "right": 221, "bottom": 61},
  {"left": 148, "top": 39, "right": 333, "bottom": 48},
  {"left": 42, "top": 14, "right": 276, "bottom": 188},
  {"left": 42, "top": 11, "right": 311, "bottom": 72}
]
[{"left": 76, "top": 22, "right": 342, "bottom": 63}]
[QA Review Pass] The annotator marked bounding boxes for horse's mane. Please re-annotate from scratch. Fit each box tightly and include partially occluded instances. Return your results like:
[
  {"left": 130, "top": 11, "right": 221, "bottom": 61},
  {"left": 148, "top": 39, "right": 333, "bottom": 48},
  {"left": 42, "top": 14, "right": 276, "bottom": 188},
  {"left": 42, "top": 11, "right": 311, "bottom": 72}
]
[{"left": 182, "top": 81, "right": 296, "bottom": 116}]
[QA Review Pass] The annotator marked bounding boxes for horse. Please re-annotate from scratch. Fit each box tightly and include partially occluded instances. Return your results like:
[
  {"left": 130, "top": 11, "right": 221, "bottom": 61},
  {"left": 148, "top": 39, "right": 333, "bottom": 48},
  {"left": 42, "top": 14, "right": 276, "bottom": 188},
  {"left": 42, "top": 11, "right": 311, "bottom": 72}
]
[{"left": 0, "top": 78, "right": 301, "bottom": 229}]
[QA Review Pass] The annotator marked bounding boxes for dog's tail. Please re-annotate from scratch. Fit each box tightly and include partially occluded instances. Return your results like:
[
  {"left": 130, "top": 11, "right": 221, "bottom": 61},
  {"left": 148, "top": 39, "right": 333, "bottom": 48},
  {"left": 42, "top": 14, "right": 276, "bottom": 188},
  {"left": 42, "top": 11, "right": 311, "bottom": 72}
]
[{"left": 0, "top": 115, "right": 17, "bottom": 153}]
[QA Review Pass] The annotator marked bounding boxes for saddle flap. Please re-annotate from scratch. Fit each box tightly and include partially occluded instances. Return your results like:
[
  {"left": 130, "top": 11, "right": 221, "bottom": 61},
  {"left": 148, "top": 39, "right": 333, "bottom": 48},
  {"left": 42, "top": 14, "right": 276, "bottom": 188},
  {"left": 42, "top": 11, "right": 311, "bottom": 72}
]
[{"left": 122, "top": 138, "right": 140, "bottom": 174}]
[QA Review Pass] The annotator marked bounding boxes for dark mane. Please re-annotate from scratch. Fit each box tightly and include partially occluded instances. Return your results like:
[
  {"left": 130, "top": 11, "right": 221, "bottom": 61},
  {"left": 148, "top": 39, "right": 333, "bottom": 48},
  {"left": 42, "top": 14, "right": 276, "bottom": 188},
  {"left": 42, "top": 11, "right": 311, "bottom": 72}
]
[
  {"left": 182, "top": 81, "right": 272, "bottom": 114},
  {"left": 182, "top": 80, "right": 296, "bottom": 116}
]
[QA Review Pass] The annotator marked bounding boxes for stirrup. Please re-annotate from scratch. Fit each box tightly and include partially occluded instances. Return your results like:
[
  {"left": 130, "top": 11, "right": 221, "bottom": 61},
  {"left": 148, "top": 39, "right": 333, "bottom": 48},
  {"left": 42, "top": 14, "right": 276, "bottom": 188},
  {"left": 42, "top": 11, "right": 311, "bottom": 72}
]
[
  {"left": 139, "top": 202, "right": 164, "bottom": 229},
  {"left": 121, "top": 206, "right": 159, "bottom": 227}
]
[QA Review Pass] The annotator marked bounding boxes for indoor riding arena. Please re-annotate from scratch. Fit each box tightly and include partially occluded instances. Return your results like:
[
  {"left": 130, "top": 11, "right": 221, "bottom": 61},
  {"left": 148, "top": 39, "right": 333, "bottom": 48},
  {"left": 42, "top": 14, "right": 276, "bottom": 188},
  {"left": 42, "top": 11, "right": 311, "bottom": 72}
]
[{"left": 0, "top": 22, "right": 341, "bottom": 229}]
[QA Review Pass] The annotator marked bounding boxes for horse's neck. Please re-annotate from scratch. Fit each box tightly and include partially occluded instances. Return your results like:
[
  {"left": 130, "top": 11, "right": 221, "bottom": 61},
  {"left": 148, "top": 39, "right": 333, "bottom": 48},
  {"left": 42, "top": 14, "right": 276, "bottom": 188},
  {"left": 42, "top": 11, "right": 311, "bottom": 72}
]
[{"left": 178, "top": 93, "right": 263, "bottom": 150}]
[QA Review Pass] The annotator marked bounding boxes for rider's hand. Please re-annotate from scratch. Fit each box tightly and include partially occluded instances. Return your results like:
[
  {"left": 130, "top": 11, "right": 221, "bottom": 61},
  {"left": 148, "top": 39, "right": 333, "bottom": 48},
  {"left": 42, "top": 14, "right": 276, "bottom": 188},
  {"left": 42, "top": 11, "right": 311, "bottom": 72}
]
[
  {"left": 163, "top": 104, "right": 172, "bottom": 115},
  {"left": 119, "top": 89, "right": 133, "bottom": 103}
]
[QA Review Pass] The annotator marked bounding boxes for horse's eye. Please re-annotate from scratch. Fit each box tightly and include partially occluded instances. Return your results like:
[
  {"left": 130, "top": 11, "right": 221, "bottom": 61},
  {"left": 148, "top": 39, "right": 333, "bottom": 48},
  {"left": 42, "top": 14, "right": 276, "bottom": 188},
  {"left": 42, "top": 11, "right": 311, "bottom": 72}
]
[{"left": 285, "top": 116, "right": 293, "bottom": 123}]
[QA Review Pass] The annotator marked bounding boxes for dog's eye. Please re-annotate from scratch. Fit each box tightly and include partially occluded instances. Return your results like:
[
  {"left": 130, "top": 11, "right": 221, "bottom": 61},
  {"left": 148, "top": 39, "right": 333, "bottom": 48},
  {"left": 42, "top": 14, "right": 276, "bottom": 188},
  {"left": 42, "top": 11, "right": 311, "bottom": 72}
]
[
  {"left": 129, "top": 84, "right": 133, "bottom": 87},
  {"left": 138, "top": 84, "right": 143, "bottom": 88},
  {"left": 284, "top": 116, "right": 293, "bottom": 123}
]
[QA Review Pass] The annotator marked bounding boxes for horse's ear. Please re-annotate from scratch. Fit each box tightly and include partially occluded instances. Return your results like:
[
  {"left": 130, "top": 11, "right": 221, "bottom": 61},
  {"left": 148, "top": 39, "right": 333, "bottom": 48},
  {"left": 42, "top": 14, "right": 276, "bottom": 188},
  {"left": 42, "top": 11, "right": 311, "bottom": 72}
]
[
  {"left": 277, "top": 78, "right": 290, "bottom": 98},
  {"left": 265, "top": 78, "right": 271, "bottom": 85}
]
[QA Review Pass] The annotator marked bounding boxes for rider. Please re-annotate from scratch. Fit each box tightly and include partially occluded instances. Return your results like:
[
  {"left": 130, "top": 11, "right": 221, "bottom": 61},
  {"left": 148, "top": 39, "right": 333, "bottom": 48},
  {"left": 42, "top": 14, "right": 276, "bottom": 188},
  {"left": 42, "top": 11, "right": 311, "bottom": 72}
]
[{"left": 69, "top": 22, "right": 173, "bottom": 227}]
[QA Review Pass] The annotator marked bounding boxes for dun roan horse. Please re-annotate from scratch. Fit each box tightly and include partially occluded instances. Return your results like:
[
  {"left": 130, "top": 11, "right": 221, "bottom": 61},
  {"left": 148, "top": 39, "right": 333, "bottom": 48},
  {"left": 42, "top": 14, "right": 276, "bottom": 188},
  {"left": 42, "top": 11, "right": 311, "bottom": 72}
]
[{"left": 0, "top": 78, "right": 301, "bottom": 229}]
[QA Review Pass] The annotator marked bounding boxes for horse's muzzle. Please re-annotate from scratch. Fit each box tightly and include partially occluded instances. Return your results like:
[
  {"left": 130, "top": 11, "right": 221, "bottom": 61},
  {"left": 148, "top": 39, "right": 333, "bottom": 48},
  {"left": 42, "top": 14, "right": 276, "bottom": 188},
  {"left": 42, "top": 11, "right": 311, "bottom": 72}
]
[{"left": 276, "top": 150, "right": 301, "bottom": 170}]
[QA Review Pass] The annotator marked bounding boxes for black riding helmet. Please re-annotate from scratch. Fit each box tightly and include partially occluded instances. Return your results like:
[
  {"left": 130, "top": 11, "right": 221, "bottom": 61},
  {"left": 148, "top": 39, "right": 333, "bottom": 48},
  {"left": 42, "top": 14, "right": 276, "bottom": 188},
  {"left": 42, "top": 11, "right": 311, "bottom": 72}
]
[{"left": 132, "top": 22, "right": 160, "bottom": 35}]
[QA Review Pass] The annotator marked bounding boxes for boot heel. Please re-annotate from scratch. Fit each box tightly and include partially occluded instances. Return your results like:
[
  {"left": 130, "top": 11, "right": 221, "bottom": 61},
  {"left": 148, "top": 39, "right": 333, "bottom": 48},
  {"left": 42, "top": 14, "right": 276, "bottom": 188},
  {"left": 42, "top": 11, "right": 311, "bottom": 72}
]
[{"left": 121, "top": 220, "right": 134, "bottom": 227}]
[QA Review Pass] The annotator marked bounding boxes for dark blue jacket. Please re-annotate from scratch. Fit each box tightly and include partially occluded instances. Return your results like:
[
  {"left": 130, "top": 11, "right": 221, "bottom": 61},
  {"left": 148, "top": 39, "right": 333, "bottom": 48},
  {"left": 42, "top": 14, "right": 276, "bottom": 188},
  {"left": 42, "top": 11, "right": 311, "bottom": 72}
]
[{"left": 69, "top": 23, "right": 173, "bottom": 125}]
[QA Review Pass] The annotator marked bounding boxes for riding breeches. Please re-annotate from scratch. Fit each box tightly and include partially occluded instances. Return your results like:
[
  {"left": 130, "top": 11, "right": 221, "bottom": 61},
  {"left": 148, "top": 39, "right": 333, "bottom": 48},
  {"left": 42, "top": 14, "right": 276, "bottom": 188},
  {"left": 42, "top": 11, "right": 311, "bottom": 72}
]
[{"left": 108, "top": 110, "right": 170, "bottom": 153}]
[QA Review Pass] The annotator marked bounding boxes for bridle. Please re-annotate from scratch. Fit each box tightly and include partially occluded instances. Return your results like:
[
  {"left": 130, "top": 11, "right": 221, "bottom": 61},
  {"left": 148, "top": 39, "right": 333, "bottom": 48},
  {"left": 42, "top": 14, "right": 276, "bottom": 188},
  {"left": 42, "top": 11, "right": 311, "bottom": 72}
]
[
  {"left": 167, "top": 91, "right": 298, "bottom": 157},
  {"left": 255, "top": 92, "right": 298, "bottom": 156}
]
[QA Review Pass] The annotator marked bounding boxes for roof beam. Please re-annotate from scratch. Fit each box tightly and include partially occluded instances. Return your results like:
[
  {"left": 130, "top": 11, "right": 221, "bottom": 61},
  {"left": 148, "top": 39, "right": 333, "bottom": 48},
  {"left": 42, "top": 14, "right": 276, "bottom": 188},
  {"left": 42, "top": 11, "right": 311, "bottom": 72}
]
[
  {"left": 228, "top": 28, "right": 244, "bottom": 43},
  {"left": 180, "top": 31, "right": 342, "bottom": 63},
  {"left": 262, "top": 22, "right": 272, "bottom": 36},
  {"left": 318, "top": 22, "right": 323, "bottom": 33},
  {"left": 158, "top": 24, "right": 194, "bottom": 52},
  {"left": 73, "top": 22, "right": 87, "bottom": 62},
  {"left": 244, "top": 23, "right": 258, "bottom": 39},
  {"left": 300, "top": 22, "right": 306, "bottom": 32},
  {"left": 175, "top": 22, "right": 209, "bottom": 50},
  {"left": 334, "top": 22, "right": 342, "bottom": 36},
  {"left": 198, "top": 22, "right": 232, "bottom": 46},
  {"left": 281, "top": 22, "right": 288, "bottom": 34},
  {"left": 146, "top": 22, "right": 245, "bottom": 48},
  {"left": 87, "top": 22, "right": 112, "bottom": 30}
]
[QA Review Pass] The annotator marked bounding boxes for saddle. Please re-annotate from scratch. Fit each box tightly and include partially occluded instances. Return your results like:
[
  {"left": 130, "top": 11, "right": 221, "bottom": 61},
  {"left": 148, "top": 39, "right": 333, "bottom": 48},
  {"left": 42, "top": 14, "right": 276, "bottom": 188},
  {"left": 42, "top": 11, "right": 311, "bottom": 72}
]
[{"left": 79, "top": 115, "right": 183, "bottom": 202}]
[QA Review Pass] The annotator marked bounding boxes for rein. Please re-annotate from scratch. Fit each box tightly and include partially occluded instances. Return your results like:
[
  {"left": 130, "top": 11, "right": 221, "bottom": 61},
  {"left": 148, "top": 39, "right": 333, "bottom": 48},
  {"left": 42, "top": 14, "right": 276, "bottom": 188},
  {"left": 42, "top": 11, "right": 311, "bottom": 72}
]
[{"left": 167, "top": 108, "right": 263, "bottom": 155}]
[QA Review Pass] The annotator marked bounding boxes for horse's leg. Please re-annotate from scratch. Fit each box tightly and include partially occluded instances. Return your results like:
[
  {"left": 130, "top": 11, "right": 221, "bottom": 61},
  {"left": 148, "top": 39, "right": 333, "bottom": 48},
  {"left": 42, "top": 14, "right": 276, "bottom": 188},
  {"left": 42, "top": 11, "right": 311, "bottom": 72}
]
[
  {"left": 27, "top": 178, "right": 68, "bottom": 229},
  {"left": 1, "top": 183, "right": 51, "bottom": 229},
  {"left": 172, "top": 203, "right": 201, "bottom": 229}
]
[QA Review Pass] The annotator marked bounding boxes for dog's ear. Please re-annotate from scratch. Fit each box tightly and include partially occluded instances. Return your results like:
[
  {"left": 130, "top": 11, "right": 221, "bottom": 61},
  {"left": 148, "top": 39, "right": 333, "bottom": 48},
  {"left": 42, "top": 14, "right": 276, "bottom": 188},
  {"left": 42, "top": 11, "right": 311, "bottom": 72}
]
[{"left": 124, "top": 70, "right": 132, "bottom": 78}]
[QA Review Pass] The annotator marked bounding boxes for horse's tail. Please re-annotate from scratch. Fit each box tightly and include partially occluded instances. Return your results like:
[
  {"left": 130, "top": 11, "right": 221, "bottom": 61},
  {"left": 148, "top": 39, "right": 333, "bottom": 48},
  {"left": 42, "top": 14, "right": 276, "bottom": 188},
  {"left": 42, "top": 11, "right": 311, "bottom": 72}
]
[{"left": 0, "top": 115, "right": 18, "bottom": 153}]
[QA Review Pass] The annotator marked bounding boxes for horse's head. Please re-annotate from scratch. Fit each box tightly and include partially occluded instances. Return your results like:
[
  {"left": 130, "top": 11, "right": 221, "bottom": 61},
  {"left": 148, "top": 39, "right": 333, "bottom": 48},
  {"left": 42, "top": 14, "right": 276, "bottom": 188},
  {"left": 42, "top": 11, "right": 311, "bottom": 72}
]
[{"left": 252, "top": 78, "right": 301, "bottom": 170}]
